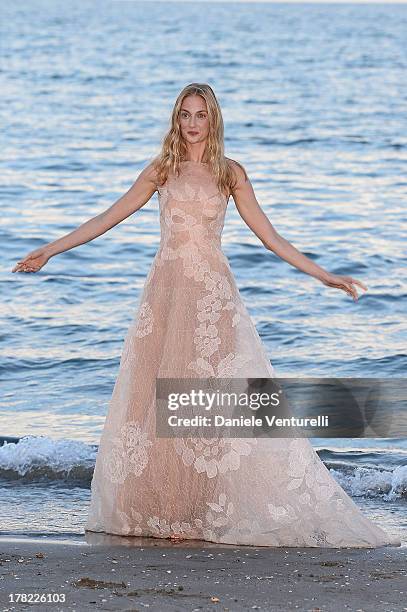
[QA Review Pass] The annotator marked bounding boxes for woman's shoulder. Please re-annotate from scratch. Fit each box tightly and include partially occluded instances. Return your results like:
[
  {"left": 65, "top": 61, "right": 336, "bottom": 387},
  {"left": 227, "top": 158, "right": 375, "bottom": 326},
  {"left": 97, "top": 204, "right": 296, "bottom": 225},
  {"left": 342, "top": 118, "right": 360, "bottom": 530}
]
[
  {"left": 225, "top": 157, "right": 249, "bottom": 183},
  {"left": 140, "top": 156, "right": 162, "bottom": 189}
]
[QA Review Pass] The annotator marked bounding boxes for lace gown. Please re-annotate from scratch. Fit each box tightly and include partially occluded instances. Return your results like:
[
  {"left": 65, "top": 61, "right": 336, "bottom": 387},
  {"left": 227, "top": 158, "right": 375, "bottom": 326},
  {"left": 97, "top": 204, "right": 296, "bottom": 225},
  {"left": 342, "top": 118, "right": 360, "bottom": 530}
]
[{"left": 85, "top": 160, "right": 400, "bottom": 548}]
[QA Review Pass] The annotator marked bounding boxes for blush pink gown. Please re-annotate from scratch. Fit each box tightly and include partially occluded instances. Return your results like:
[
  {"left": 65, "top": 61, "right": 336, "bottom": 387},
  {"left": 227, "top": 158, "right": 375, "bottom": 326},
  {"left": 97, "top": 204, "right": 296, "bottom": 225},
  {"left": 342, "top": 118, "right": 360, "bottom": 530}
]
[{"left": 85, "top": 161, "right": 400, "bottom": 548}]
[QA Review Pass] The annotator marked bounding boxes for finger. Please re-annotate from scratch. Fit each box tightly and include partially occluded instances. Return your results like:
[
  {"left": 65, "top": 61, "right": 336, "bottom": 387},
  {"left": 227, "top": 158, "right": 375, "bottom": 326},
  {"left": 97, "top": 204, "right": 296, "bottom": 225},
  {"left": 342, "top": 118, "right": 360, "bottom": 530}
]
[
  {"left": 343, "top": 283, "right": 357, "bottom": 301},
  {"left": 350, "top": 278, "right": 368, "bottom": 291},
  {"left": 348, "top": 283, "right": 358, "bottom": 300},
  {"left": 350, "top": 278, "right": 367, "bottom": 291},
  {"left": 13, "top": 259, "right": 31, "bottom": 271},
  {"left": 17, "top": 260, "right": 36, "bottom": 272}
]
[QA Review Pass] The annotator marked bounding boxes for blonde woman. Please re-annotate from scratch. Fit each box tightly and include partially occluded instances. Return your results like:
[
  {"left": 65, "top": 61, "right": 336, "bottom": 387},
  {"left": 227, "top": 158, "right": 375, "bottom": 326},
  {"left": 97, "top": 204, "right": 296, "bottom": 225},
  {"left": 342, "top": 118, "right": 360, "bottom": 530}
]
[{"left": 13, "top": 83, "right": 400, "bottom": 548}]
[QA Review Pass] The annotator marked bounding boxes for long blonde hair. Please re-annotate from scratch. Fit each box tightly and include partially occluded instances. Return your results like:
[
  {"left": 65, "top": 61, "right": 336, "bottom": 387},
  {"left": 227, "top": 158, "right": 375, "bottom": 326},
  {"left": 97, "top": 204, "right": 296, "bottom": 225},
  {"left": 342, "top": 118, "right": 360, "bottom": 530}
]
[{"left": 152, "top": 83, "right": 248, "bottom": 198}]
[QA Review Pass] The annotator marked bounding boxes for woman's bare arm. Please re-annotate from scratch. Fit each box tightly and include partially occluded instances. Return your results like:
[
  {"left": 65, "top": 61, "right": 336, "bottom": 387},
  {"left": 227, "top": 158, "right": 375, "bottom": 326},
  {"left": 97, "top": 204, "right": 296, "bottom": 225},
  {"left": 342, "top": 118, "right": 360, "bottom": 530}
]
[
  {"left": 229, "top": 161, "right": 367, "bottom": 301},
  {"left": 12, "top": 161, "right": 158, "bottom": 273}
]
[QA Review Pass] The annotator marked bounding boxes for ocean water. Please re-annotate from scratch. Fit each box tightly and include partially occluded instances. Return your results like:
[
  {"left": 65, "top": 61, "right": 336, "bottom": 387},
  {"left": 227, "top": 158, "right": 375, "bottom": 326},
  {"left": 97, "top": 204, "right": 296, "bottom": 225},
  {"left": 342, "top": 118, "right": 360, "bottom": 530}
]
[{"left": 1, "top": 0, "right": 406, "bottom": 542}]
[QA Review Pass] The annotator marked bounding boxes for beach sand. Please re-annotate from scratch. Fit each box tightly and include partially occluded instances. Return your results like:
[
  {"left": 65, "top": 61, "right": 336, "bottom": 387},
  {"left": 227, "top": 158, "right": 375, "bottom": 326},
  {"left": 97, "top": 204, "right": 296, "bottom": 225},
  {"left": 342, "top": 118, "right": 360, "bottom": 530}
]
[{"left": 0, "top": 534, "right": 405, "bottom": 611}]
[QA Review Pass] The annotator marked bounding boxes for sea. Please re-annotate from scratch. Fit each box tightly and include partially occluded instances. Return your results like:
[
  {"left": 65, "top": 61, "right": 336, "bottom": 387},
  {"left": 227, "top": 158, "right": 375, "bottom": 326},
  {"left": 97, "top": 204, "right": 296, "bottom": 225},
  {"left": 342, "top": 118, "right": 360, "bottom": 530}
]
[{"left": 1, "top": 0, "right": 406, "bottom": 544}]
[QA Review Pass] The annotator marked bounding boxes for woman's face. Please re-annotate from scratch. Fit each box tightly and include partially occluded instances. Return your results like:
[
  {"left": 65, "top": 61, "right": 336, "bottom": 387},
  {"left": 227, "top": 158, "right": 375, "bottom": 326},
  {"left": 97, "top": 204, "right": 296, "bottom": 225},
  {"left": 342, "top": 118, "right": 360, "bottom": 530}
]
[{"left": 179, "top": 95, "right": 209, "bottom": 145}]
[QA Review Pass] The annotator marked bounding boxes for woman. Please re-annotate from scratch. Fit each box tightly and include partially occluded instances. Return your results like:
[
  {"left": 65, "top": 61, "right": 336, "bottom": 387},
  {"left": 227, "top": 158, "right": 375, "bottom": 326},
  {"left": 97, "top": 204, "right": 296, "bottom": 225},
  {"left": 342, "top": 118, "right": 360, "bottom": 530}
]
[{"left": 12, "top": 83, "right": 400, "bottom": 548}]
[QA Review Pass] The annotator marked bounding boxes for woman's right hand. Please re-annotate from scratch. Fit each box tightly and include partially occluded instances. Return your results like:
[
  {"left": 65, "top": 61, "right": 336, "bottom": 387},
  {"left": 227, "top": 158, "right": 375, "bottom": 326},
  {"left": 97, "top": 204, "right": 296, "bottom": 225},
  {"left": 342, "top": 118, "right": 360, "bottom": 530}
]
[{"left": 12, "top": 246, "right": 51, "bottom": 273}]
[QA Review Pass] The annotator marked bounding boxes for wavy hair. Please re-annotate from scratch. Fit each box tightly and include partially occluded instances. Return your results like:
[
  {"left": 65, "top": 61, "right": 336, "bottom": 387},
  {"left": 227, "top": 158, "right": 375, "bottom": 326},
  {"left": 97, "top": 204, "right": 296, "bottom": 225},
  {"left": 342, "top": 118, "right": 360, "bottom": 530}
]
[{"left": 152, "top": 83, "right": 248, "bottom": 198}]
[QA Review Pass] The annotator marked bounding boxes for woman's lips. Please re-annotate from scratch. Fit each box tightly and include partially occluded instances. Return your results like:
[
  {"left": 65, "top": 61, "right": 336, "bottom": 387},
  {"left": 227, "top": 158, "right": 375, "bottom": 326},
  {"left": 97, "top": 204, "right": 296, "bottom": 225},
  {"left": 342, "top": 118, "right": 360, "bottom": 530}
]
[{"left": 188, "top": 131, "right": 198, "bottom": 135}]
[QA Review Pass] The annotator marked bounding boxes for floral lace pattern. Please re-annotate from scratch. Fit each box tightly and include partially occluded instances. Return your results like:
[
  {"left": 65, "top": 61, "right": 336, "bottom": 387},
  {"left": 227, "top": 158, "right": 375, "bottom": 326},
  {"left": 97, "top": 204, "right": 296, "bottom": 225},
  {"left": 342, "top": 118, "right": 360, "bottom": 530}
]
[
  {"left": 134, "top": 302, "right": 153, "bottom": 338},
  {"left": 85, "top": 162, "right": 400, "bottom": 549},
  {"left": 102, "top": 420, "right": 153, "bottom": 484},
  {"left": 173, "top": 436, "right": 257, "bottom": 479}
]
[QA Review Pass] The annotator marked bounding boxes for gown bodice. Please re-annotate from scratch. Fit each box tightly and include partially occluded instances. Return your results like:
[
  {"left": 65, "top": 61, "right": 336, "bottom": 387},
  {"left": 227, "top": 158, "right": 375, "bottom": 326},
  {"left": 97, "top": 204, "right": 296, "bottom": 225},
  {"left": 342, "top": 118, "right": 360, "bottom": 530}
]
[{"left": 157, "top": 161, "right": 229, "bottom": 255}]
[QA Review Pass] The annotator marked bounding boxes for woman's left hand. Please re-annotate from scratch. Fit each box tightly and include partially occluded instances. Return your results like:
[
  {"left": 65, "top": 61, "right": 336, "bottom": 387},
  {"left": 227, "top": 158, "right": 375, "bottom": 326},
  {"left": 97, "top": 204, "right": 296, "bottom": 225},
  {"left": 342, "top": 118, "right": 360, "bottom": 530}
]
[{"left": 320, "top": 273, "right": 368, "bottom": 301}]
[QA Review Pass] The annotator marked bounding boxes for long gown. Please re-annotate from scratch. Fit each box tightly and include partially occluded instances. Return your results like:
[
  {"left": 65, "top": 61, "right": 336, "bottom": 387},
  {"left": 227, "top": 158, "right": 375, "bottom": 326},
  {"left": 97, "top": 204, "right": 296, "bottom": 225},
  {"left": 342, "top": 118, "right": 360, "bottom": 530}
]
[{"left": 85, "top": 160, "right": 401, "bottom": 548}]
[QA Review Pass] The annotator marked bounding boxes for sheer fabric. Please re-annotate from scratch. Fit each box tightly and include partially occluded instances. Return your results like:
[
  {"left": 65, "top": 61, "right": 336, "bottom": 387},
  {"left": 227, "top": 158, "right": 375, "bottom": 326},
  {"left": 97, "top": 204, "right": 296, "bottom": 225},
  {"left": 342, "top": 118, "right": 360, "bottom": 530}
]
[{"left": 85, "top": 161, "right": 400, "bottom": 548}]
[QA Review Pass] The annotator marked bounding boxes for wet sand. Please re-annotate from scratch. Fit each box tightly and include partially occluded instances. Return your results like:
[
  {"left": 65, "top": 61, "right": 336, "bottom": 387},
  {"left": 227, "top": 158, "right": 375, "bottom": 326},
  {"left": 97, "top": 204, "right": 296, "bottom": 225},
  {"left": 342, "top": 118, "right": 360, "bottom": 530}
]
[{"left": 0, "top": 534, "right": 406, "bottom": 611}]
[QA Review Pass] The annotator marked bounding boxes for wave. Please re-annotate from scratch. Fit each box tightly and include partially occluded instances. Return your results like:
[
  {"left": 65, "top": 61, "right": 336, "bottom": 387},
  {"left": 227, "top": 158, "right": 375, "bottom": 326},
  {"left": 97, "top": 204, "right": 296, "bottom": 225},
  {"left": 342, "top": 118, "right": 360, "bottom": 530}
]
[
  {"left": 1, "top": 436, "right": 406, "bottom": 500},
  {"left": 0, "top": 435, "right": 96, "bottom": 487},
  {"left": 330, "top": 464, "right": 407, "bottom": 501},
  {"left": 318, "top": 448, "right": 407, "bottom": 501}
]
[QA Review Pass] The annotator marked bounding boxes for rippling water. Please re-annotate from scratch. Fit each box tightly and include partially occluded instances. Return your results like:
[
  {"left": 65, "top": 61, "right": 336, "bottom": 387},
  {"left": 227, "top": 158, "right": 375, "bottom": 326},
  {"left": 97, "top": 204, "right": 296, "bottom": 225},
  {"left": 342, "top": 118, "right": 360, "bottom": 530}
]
[{"left": 1, "top": 0, "right": 406, "bottom": 540}]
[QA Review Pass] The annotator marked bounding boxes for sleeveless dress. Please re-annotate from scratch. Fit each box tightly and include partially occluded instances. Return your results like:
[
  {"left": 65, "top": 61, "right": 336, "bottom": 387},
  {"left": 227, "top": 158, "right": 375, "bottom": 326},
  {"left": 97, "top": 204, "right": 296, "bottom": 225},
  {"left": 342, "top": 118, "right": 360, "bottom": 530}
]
[{"left": 85, "top": 160, "right": 400, "bottom": 548}]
